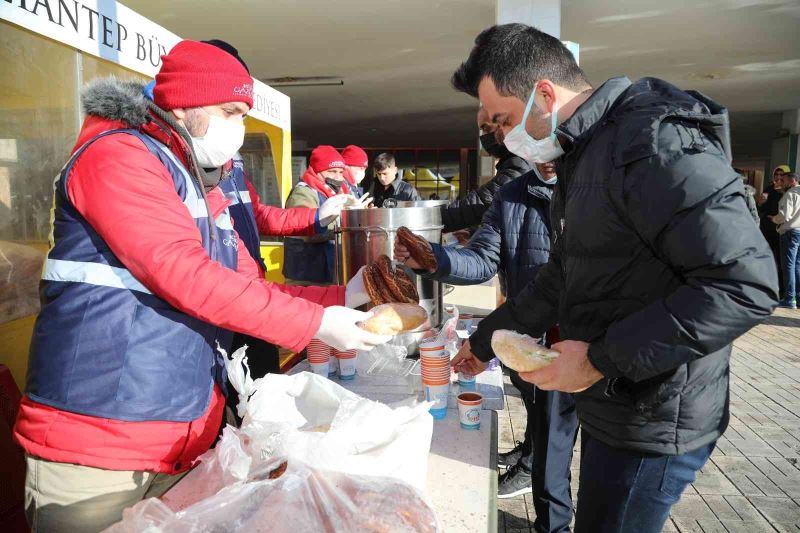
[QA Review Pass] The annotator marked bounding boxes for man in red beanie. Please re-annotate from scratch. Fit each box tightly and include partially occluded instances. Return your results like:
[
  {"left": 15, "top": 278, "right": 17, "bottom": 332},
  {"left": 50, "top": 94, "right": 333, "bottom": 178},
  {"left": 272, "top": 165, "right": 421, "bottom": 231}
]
[
  {"left": 283, "top": 145, "right": 357, "bottom": 286},
  {"left": 14, "top": 41, "right": 387, "bottom": 532},
  {"left": 342, "top": 144, "right": 370, "bottom": 196}
]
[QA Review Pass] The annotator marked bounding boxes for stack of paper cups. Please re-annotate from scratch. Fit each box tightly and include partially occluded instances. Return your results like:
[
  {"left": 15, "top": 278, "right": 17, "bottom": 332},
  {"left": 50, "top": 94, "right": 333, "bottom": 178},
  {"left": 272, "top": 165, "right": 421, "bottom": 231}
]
[
  {"left": 336, "top": 349, "right": 357, "bottom": 380},
  {"left": 329, "top": 354, "right": 339, "bottom": 377},
  {"left": 307, "top": 339, "right": 330, "bottom": 377},
  {"left": 419, "top": 339, "right": 450, "bottom": 419}
]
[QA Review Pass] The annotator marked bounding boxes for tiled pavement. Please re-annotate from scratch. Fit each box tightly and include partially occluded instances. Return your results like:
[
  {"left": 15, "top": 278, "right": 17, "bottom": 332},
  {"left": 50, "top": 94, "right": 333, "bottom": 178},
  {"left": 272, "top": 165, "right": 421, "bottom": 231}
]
[{"left": 497, "top": 310, "right": 800, "bottom": 532}]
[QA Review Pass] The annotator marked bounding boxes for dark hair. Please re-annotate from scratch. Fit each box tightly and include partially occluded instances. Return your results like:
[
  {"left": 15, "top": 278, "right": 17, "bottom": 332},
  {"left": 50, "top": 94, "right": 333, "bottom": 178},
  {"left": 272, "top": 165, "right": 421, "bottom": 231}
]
[
  {"left": 786, "top": 172, "right": 799, "bottom": 183},
  {"left": 202, "top": 39, "right": 250, "bottom": 74},
  {"left": 451, "top": 23, "right": 590, "bottom": 100},
  {"left": 374, "top": 153, "right": 396, "bottom": 171}
]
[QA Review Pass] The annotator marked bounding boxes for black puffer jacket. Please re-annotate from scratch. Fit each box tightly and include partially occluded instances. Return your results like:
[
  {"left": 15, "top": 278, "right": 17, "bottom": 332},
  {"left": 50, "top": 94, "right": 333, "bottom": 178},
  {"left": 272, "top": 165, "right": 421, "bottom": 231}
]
[
  {"left": 471, "top": 77, "right": 778, "bottom": 455},
  {"left": 440, "top": 154, "right": 530, "bottom": 232}
]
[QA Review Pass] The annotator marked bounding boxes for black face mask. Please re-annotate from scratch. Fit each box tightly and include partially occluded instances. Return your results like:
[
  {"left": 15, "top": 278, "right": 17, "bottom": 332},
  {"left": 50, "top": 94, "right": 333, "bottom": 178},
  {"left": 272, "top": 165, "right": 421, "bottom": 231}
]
[
  {"left": 325, "top": 177, "right": 344, "bottom": 192},
  {"left": 480, "top": 132, "right": 510, "bottom": 158}
]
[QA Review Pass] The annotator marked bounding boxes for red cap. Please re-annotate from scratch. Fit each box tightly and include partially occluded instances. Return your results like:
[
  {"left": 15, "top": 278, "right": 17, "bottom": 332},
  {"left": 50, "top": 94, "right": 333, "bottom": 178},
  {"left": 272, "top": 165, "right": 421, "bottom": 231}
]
[
  {"left": 310, "top": 145, "right": 346, "bottom": 173},
  {"left": 342, "top": 145, "right": 368, "bottom": 168},
  {"left": 154, "top": 40, "right": 254, "bottom": 110}
]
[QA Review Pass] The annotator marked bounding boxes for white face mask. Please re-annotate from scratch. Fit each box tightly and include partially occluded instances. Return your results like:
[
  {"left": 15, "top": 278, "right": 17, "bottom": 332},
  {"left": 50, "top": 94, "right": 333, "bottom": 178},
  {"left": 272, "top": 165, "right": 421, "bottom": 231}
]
[
  {"left": 503, "top": 82, "right": 564, "bottom": 164},
  {"left": 352, "top": 168, "right": 366, "bottom": 184},
  {"left": 190, "top": 111, "right": 245, "bottom": 168}
]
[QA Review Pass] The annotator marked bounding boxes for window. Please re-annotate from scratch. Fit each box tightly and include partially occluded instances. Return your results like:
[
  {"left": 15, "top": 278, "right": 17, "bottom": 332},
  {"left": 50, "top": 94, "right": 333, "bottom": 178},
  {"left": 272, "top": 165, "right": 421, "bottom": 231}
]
[{"left": 0, "top": 22, "right": 148, "bottom": 323}]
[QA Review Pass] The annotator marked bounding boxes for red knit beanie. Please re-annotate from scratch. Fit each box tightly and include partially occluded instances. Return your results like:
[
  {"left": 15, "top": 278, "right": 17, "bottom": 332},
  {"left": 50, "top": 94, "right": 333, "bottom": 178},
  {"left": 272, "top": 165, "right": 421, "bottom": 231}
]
[
  {"left": 342, "top": 145, "right": 369, "bottom": 167},
  {"left": 154, "top": 40, "right": 254, "bottom": 110},
  {"left": 310, "top": 145, "right": 346, "bottom": 173}
]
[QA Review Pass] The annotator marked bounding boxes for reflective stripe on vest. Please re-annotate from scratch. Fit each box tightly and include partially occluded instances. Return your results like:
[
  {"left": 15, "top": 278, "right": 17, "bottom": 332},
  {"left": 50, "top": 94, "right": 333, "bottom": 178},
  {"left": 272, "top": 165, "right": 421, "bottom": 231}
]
[
  {"left": 42, "top": 258, "right": 152, "bottom": 294},
  {"left": 27, "top": 128, "right": 237, "bottom": 423}
]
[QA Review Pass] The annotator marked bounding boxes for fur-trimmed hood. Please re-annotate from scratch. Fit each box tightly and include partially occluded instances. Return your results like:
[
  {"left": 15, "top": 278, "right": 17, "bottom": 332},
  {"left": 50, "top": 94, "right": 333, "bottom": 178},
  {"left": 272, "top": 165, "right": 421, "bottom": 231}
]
[{"left": 81, "top": 77, "right": 150, "bottom": 128}]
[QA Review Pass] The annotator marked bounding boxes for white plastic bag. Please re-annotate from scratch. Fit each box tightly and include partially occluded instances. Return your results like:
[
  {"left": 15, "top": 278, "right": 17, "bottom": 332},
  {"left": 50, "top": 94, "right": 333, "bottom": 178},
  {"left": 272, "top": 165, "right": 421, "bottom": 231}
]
[
  {"left": 223, "top": 345, "right": 434, "bottom": 491},
  {"left": 106, "top": 456, "right": 439, "bottom": 533}
]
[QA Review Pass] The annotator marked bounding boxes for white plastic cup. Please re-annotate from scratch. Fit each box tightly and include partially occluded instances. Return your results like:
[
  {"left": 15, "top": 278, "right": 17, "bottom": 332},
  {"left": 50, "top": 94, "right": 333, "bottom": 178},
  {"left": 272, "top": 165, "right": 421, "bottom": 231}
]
[
  {"left": 338, "top": 356, "right": 357, "bottom": 380},
  {"left": 458, "top": 391, "right": 482, "bottom": 430},
  {"left": 424, "top": 381, "right": 450, "bottom": 419},
  {"left": 459, "top": 371, "right": 477, "bottom": 386},
  {"left": 329, "top": 356, "right": 339, "bottom": 377},
  {"left": 310, "top": 360, "right": 330, "bottom": 377},
  {"left": 457, "top": 314, "right": 474, "bottom": 331}
]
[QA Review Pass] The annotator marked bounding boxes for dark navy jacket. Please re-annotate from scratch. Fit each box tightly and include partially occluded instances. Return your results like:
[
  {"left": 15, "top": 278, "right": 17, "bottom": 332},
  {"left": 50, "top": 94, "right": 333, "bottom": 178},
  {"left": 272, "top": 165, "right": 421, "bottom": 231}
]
[
  {"left": 425, "top": 170, "right": 552, "bottom": 299},
  {"left": 219, "top": 157, "right": 267, "bottom": 272}
]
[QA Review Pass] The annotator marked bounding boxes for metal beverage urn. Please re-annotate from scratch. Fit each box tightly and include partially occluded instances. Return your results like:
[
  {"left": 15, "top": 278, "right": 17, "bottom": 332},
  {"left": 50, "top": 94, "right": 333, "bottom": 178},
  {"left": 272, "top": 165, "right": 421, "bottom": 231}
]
[{"left": 335, "top": 205, "right": 444, "bottom": 354}]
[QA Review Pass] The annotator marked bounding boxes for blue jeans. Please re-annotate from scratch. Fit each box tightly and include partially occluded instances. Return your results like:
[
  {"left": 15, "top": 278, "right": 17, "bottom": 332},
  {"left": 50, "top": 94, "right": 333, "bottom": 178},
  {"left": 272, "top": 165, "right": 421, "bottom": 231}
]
[
  {"left": 574, "top": 433, "right": 715, "bottom": 533},
  {"left": 780, "top": 229, "right": 800, "bottom": 301},
  {"left": 531, "top": 389, "right": 579, "bottom": 533}
]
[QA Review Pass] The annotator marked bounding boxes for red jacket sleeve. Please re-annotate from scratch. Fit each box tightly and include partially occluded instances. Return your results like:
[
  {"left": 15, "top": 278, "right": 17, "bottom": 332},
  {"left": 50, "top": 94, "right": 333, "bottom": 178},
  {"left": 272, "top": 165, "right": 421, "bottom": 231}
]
[
  {"left": 234, "top": 225, "right": 344, "bottom": 308},
  {"left": 245, "top": 179, "right": 317, "bottom": 237},
  {"left": 67, "top": 134, "right": 338, "bottom": 352}
]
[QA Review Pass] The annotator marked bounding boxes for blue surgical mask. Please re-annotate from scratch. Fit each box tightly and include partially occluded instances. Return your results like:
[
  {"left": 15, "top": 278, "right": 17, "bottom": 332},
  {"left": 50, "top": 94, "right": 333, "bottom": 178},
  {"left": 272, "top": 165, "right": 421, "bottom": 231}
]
[
  {"left": 503, "top": 82, "right": 564, "bottom": 164},
  {"left": 532, "top": 165, "right": 558, "bottom": 185}
]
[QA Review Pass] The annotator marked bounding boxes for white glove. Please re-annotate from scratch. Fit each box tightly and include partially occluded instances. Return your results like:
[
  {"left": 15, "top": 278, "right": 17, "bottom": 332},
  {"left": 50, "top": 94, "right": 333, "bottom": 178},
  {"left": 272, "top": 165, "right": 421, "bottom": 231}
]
[
  {"left": 345, "top": 192, "right": 374, "bottom": 208},
  {"left": 345, "top": 265, "right": 371, "bottom": 308},
  {"left": 318, "top": 194, "right": 350, "bottom": 226},
  {"left": 314, "top": 306, "right": 392, "bottom": 352}
]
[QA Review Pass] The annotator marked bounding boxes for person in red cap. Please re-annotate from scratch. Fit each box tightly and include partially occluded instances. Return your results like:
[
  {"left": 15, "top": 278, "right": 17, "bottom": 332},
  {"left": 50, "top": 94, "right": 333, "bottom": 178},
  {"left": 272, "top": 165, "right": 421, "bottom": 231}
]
[
  {"left": 283, "top": 145, "right": 376, "bottom": 375},
  {"left": 342, "top": 144, "right": 370, "bottom": 196},
  {"left": 14, "top": 40, "right": 387, "bottom": 531},
  {"left": 178, "top": 40, "right": 363, "bottom": 389},
  {"left": 283, "top": 145, "right": 356, "bottom": 286}
]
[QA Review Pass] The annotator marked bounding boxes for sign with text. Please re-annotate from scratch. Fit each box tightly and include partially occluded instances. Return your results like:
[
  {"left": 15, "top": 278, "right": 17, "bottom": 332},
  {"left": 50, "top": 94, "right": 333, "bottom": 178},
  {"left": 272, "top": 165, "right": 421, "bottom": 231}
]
[{"left": 0, "top": 0, "right": 290, "bottom": 130}]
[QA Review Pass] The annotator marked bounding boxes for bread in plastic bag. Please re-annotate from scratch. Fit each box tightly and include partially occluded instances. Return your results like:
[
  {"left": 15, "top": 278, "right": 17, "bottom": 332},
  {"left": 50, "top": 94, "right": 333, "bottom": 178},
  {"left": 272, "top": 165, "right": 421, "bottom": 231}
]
[
  {"left": 490, "top": 329, "right": 559, "bottom": 372},
  {"left": 104, "top": 456, "right": 439, "bottom": 533},
  {"left": 224, "top": 345, "right": 434, "bottom": 491},
  {"left": 0, "top": 241, "right": 44, "bottom": 323}
]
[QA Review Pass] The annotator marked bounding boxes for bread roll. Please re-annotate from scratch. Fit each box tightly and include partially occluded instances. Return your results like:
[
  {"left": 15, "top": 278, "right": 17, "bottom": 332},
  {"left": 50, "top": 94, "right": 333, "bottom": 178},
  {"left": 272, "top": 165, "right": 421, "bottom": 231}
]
[
  {"left": 490, "top": 330, "right": 559, "bottom": 372},
  {"left": 359, "top": 303, "right": 428, "bottom": 336}
]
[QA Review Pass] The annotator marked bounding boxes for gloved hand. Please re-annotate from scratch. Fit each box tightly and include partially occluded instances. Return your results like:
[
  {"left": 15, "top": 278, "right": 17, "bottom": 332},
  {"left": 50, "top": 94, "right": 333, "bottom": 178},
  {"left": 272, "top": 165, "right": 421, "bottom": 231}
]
[
  {"left": 314, "top": 306, "right": 392, "bottom": 352},
  {"left": 318, "top": 194, "right": 351, "bottom": 226},
  {"left": 346, "top": 192, "right": 374, "bottom": 208},
  {"left": 345, "top": 265, "right": 371, "bottom": 308}
]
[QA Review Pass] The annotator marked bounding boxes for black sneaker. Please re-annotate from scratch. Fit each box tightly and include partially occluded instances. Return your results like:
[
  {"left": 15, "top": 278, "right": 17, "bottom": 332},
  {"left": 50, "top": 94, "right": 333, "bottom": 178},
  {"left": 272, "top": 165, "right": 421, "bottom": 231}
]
[
  {"left": 498, "top": 441, "right": 524, "bottom": 469},
  {"left": 498, "top": 463, "right": 533, "bottom": 499}
]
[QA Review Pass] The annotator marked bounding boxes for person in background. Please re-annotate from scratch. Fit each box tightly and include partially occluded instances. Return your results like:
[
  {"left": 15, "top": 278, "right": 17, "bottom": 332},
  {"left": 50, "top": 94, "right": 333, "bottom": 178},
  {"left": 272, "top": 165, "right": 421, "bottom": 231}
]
[
  {"left": 342, "top": 144, "right": 369, "bottom": 198},
  {"left": 397, "top": 162, "right": 579, "bottom": 530},
  {"left": 283, "top": 145, "right": 353, "bottom": 285},
  {"left": 14, "top": 41, "right": 383, "bottom": 532},
  {"left": 449, "top": 23, "right": 777, "bottom": 532},
  {"left": 761, "top": 165, "right": 790, "bottom": 294},
  {"left": 369, "top": 153, "right": 421, "bottom": 207},
  {"left": 772, "top": 172, "right": 800, "bottom": 309},
  {"left": 734, "top": 170, "right": 759, "bottom": 224},
  {"left": 439, "top": 107, "right": 531, "bottom": 233}
]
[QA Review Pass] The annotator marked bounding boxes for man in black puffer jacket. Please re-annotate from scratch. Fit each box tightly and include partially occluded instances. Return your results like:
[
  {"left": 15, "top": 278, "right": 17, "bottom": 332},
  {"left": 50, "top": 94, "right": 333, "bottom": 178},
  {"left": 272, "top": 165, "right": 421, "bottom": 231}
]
[
  {"left": 450, "top": 24, "right": 778, "bottom": 533},
  {"left": 397, "top": 163, "right": 579, "bottom": 532},
  {"left": 440, "top": 107, "right": 531, "bottom": 232}
]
